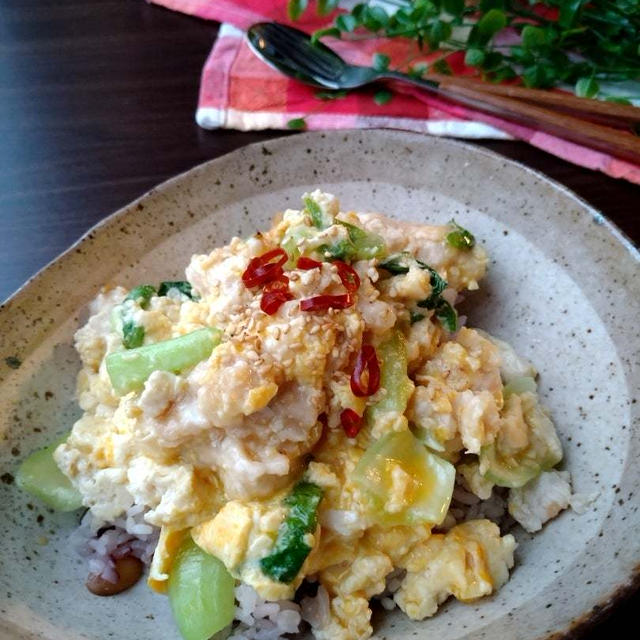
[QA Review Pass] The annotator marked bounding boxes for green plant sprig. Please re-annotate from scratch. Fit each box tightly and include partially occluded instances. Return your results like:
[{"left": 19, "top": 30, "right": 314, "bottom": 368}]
[{"left": 289, "top": 0, "right": 640, "bottom": 100}]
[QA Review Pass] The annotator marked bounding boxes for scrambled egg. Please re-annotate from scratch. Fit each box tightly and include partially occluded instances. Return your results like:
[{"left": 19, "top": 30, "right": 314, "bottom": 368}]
[{"left": 54, "top": 191, "right": 568, "bottom": 639}]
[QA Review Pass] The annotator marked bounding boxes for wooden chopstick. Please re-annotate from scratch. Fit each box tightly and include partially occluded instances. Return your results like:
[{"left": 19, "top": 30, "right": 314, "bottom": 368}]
[
  {"left": 431, "top": 82, "right": 640, "bottom": 165},
  {"left": 428, "top": 73, "right": 640, "bottom": 131}
]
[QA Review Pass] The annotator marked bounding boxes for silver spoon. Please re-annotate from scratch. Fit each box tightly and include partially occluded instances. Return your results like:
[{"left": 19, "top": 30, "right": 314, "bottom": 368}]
[{"left": 245, "top": 22, "right": 640, "bottom": 165}]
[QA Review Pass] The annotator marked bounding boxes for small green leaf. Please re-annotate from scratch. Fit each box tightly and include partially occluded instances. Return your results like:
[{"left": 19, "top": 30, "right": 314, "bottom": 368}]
[
  {"left": 287, "top": 117, "right": 307, "bottom": 130},
  {"left": 435, "top": 299, "right": 458, "bottom": 332},
  {"left": 469, "top": 8, "right": 507, "bottom": 47},
  {"left": 158, "top": 281, "right": 197, "bottom": 300},
  {"left": 373, "top": 89, "right": 393, "bottom": 105},
  {"left": 433, "top": 59, "right": 453, "bottom": 75},
  {"left": 575, "top": 77, "right": 599, "bottom": 98},
  {"left": 559, "top": 0, "right": 585, "bottom": 29},
  {"left": 311, "top": 27, "right": 341, "bottom": 44},
  {"left": 464, "top": 48, "right": 485, "bottom": 66},
  {"left": 481, "top": 50, "right": 503, "bottom": 71},
  {"left": 490, "top": 65, "right": 517, "bottom": 82},
  {"left": 315, "top": 89, "right": 348, "bottom": 100},
  {"left": 122, "top": 321, "right": 145, "bottom": 349},
  {"left": 427, "top": 20, "right": 452, "bottom": 49},
  {"left": 443, "top": 0, "right": 464, "bottom": 16},
  {"left": 287, "top": 0, "right": 308, "bottom": 21},
  {"left": 480, "top": 0, "right": 505, "bottom": 10},
  {"left": 363, "top": 5, "right": 389, "bottom": 31},
  {"left": 521, "top": 25, "right": 547, "bottom": 50},
  {"left": 410, "top": 310, "right": 425, "bottom": 325},
  {"left": 336, "top": 14, "right": 358, "bottom": 32},
  {"left": 372, "top": 53, "right": 390, "bottom": 71},
  {"left": 605, "top": 96, "right": 632, "bottom": 106},
  {"left": 446, "top": 220, "right": 476, "bottom": 250},
  {"left": 125, "top": 285, "right": 156, "bottom": 309},
  {"left": 317, "top": 0, "right": 339, "bottom": 17},
  {"left": 477, "top": 8, "right": 507, "bottom": 37},
  {"left": 408, "top": 62, "right": 429, "bottom": 79}
]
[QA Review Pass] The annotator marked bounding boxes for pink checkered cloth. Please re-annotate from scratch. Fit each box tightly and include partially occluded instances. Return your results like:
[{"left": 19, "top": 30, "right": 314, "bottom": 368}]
[{"left": 151, "top": 0, "right": 640, "bottom": 184}]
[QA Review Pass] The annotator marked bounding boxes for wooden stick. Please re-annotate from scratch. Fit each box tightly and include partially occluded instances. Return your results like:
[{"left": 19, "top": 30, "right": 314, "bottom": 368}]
[
  {"left": 431, "top": 83, "right": 640, "bottom": 165},
  {"left": 428, "top": 73, "right": 640, "bottom": 131}
]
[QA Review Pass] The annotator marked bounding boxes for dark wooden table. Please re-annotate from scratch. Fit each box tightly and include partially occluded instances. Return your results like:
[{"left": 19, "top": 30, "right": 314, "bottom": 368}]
[{"left": 0, "top": 0, "right": 637, "bottom": 637}]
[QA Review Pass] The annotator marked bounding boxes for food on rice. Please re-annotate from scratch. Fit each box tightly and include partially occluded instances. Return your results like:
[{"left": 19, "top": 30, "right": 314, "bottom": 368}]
[{"left": 17, "top": 191, "right": 578, "bottom": 639}]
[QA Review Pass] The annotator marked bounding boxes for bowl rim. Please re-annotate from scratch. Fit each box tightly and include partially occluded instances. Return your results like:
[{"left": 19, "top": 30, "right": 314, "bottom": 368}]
[{"left": 1, "top": 129, "right": 638, "bottom": 639}]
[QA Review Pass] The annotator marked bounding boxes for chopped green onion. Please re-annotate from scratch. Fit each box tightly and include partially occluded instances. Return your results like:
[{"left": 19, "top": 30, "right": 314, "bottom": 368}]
[
  {"left": 446, "top": 220, "right": 476, "bottom": 250},
  {"left": 106, "top": 327, "right": 222, "bottom": 395}
]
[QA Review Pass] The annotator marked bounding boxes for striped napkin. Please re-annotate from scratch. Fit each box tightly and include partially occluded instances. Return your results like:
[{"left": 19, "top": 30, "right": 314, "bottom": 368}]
[{"left": 150, "top": 0, "right": 640, "bottom": 184}]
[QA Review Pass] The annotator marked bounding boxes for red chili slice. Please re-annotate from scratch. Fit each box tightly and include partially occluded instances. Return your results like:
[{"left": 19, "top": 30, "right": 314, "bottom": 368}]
[
  {"left": 242, "top": 248, "right": 288, "bottom": 288},
  {"left": 350, "top": 344, "right": 380, "bottom": 397},
  {"left": 333, "top": 260, "right": 360, "bottom": 293},
  {"left": 260, "top": 275, "right": 293, "bottom": 315},
  {"left": 300, "top": 294, "right": 353, "bottom": 312},
  {"left": 297, "top": 256, "right": 322, "bottom": 270},
  {"left": 340, "top": 408, "right": 363, "bottom": 438}
]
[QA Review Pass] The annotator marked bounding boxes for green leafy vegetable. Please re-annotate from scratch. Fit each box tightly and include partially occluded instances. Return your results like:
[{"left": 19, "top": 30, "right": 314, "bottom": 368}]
[
  {"left": 125, "top": 285, "right": 156, "bottom": 309},
  {"left": 366, "top": 329, "right": 414, "bottom": 434},
  {"left": 106, "top": 327, "right": 221, "bottom": 395},
  {"left": 303, "top": 195, "right": 334, "bottom": 230},
  {"left": 16, "top": 434, "right": 83, "bottom": 512},
  {"left": 168, "top": 537, "right": 235, "bottom": 640},
  {"left": 379, "top": 253, "right": 447, "bottom": 301},
  {"left": 479, "top": 392, "right": 563, "bottom": 488},
  {"left": 433, "top": 299, "right": 458, "bottom": 333},
  {"left": 120, "top": 285, "right": 157, "bottom": 349},
  {"left": 373, "top": 89, "right": 393, "bottom": 105},
  {"left": 446, "top": 220, "right": 476, "bottom": 250},
  {"left": 409, "top": 310, "right": 425, "bottom": 324},
  {"left": 287, "top": 117, "right": 307, "bottom": 130},
  {"left": 372, "top": 53, "right": 390, "bottom": 71},
  {"left": 299, "top": 1, "right": 640, "bottom": 99},
  {"left": 280, "top": 224, "right": 315, "bottom": 265},
  {"left": 311, "top": 26, "right": 342, "bottom": 43},
  {"left": 287, "top": 0, "right": 308, "bottom": 21},
  {"left": 317, "top": 0, "right": 339, "bottom": 16},
  {"left": 260, "top": 482, "right": 323, "bottom": 583},
  {"left": 319, "top": 221, "right": 386, "bottom": 262},
  {"left": 575, "top": 77, "right": 600, "bottom": 99},
  {"left": 122, "top": 321, "right": 145, "bottom": 349},
  {"left": 379, "top": 252, "right": 455, "bottom": 330},
  {"left": 158, "top": 281, "right": 197, "bottom": 300},
  {"left": 315, "top": 89, "right": 348, "bottom": 100},
  {"left": 353, "top": 430, "right": 455, "bottom": 526}
]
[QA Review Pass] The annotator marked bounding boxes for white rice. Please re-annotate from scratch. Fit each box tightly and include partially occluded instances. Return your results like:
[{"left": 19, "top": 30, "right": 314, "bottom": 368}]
[
  {"left": 71, "top": 479, "right": 515, "bottom": 634},
  {"left": 300, "top": 584, "right": 330, "bottom": 630},
  {"left": 230, "top": 583, "right": 303, "bottom": 639},
  {"left": 71, "top": 503, "right": 159, "bottom": 584}
]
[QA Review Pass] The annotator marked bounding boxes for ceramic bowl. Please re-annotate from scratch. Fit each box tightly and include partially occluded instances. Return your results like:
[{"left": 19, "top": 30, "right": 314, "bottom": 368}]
[{"left": 1, "top": 130, "right": 638, "bottom": 640}]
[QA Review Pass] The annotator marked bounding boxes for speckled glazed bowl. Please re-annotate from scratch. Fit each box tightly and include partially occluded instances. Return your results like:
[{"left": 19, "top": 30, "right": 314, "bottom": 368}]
[{"left": 0, "top": 130, "right": 638, "bottom": 640}]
